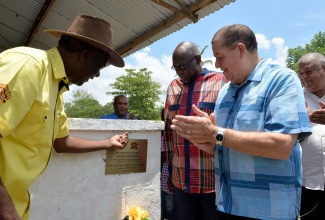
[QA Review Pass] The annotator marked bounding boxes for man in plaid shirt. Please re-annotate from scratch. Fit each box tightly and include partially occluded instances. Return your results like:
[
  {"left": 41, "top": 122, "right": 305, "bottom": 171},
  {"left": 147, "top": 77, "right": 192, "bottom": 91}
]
[{"left": 164, "top": 41, "right": 226, "bottom": 220}]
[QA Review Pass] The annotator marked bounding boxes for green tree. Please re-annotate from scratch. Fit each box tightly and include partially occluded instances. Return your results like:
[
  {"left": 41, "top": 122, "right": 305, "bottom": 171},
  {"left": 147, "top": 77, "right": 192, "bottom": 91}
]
[
  {"left": 107, "top": 68, "right": 164, "bottom": 120},
  {"left": 286, "top": 31, "right": 325, "bottom": 72},
  {"left": 64, "top": 90, "right": 112, "bottom": 118}
]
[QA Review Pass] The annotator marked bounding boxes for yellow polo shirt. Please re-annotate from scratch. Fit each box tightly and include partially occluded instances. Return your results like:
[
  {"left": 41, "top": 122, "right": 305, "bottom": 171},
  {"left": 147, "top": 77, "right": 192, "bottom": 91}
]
[{"left": 0, "top": 47, "right": 69, "bottom": 219}]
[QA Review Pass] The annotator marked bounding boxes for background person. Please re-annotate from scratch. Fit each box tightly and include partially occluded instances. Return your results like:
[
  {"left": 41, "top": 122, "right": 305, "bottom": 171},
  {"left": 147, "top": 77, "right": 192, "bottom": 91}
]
[
  {"left": 0, "top": 14, "right": 128, "bottom": 220},
  {"left": 298, "top": 52, "right": 325, "bottom": 219},
  {"left": 100, "top": 95, "right": 136, "bottom": 119},
  {"left": 164, "top": 41, "right": 226, "bottom": 220},
  {"left": 170, "top": 24, "right": 311, "bottom": 219}
]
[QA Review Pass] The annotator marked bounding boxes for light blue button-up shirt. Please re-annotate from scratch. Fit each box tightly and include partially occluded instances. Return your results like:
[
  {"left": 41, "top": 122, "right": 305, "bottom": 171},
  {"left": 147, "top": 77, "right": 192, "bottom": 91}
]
[{"left": 214, "top": 59, "right": 311, "bottom": 219}]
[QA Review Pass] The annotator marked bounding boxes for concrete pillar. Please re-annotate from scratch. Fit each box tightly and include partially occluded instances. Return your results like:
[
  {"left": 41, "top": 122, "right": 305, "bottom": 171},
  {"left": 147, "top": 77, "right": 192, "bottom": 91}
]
[{"left": 29, "top": 118, "right": 164, "bottom": 220}]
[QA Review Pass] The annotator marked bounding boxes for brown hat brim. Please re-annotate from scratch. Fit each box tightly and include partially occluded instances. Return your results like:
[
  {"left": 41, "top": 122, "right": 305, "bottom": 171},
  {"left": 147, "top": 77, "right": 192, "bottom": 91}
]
[{"left": 44, "top": 29, "right": 125, "bottom": 67}]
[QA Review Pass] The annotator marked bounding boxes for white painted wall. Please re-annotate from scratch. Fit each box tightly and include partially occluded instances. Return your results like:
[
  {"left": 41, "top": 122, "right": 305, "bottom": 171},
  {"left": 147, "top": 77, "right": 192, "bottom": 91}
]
[{"left": 29, "top": 118, "right": 164, "bottom": 220}]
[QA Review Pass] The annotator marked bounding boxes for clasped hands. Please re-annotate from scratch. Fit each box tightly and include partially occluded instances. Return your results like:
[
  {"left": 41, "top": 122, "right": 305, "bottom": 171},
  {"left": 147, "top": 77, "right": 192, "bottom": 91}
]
[{"left": 306, "top": 100, "right": 325, "bottom": 125}]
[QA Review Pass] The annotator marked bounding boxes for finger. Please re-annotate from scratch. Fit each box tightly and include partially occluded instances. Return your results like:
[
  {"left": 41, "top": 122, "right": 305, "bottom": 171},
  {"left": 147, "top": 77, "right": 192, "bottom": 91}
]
[
  {"left": 319, "top": 100, "right": 325, "bottom": 109},
  {"left": 310, "top": 114, "right": 325, "bottom": 121},
  {"left": 312, "top": 109, "right": 325, "bottom": 115},
  {"left": 305, "top": 101, "right": 309, "bottom": 108},
  {"left": 192, "top": 104, "right": 208, "bottom": 117},
  {"left": 170, "top": 124, "right": 182, "bottom": 133},
  {"left": 173, "top": 115, "right": 195, "bottom": 123},
  {"left": 170, "top": 120, "right": 191, "bottom": 132},
  {"left": 209, "top": 113, "right": 216, "bottom": 126}
]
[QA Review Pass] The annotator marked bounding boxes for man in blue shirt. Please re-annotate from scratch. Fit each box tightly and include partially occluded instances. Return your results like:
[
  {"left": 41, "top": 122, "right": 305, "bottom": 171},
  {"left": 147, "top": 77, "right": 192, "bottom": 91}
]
[
  {"left": 100, "top": 95, "right": 136, "bottom": 119},
  {"left": 170, "top": 24, "right": 311, "bottom": 219}
]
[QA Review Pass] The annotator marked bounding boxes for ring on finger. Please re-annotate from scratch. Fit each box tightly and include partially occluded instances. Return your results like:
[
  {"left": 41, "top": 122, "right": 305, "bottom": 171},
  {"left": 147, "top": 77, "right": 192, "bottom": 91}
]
[{"left": 186, "top": 129, "right": 191, "bottom": 135}]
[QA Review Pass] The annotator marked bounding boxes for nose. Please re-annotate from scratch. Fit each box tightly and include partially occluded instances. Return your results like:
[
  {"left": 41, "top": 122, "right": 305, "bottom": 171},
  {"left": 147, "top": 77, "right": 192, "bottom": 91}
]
[
  {"left": 176, "top": 68, "right": 185, "bottom": 76},
  {"left": 215, "top": 59, "right": 221, "bottom": 69}
]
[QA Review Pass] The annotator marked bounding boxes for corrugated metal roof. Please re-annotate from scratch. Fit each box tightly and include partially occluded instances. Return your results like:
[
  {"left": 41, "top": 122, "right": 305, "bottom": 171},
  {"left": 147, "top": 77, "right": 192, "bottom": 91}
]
[{"left": 0, "top": 0, "right": 236, "bottom": 57}]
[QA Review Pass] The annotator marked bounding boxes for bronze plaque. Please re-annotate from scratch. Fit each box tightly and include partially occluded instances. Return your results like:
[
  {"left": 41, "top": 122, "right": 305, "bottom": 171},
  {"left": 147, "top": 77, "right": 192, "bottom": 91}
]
[{"left": 105, "top": 139, "right": 148, "bottom": 175}]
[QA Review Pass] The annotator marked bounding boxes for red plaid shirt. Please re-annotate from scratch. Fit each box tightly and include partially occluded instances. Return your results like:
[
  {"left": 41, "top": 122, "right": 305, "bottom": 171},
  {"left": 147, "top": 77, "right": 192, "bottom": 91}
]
[{"left": 164, "top": 69, "right": 226, "bottom": 193}]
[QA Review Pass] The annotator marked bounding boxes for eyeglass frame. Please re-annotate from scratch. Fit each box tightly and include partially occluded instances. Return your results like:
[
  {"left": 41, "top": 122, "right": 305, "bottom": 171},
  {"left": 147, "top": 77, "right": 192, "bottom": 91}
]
[{"left": 171, "top": 56, "right": 197, "bottom": 71}]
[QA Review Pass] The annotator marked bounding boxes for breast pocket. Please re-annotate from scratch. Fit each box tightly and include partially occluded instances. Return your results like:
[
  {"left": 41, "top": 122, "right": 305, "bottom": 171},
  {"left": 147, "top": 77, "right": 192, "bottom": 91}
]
[
  {"left": 15, "top": 103, "right": 54, "bottom": 144},
  {"left": 236, "top": 110, "right": 262, "bottom": 131}
]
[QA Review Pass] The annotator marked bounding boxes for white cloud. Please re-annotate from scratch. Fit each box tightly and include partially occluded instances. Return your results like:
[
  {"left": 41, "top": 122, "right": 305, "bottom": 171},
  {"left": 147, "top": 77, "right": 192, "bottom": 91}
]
[
  {"left": 271, "top": 37, "right": 288, "bottom": 67},
  {"left": 64, "top": 47, "right": 176, "bottom": 105},
  {"left": 256, "top": 34, "right": 271, "bottom": 50},
  {"left": 256, "top": 34, "right": 288, "bottom": 67},
  {"left": 293, "top": 22, "right": 307, "bottom": 27}
]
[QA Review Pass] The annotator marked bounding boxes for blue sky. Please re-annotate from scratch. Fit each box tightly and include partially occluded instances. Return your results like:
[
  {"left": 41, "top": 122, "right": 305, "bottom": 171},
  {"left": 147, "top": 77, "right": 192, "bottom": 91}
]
[{"left": 65, "top": 0, "right": 325, "bottom": 105}]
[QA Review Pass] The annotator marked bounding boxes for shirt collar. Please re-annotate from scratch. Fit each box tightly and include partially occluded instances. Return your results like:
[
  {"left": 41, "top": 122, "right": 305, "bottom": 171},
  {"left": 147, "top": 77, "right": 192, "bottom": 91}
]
[{"left": 46, "top": 47, "right": 69, "bottom": 85}]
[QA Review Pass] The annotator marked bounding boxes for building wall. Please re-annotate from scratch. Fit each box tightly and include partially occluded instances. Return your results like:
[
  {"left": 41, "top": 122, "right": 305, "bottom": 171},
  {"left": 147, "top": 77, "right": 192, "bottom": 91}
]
[{"left": 29, "top": 118, "right": 164, "bottom": 220}]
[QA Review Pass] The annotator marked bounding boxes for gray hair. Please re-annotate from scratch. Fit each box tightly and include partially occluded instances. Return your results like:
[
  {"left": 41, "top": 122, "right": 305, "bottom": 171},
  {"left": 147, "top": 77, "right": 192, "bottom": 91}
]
[{"left": 298, "top": 52, "right": 325, "bottom": 66}]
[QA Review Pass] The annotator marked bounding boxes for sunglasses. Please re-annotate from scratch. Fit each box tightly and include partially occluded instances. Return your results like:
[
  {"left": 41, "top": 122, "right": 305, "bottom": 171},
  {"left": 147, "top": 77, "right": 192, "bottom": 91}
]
[{"left": 171, "top": 56, "right": 196, "bottom": 71}]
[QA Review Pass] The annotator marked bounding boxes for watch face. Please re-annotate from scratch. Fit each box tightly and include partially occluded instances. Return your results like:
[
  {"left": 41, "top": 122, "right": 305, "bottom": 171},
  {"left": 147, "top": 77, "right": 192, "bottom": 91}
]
[{"left": 216, "top": 134, "right": 224, "bottom": 142}]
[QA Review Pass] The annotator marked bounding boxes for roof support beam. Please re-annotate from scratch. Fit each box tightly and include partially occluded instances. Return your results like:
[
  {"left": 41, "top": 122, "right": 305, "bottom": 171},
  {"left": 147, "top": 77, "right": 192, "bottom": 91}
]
[
  {"left": 23, "top": 0, "right": 56, "bottom": 46},
  {"left": 117, "top": 0, "right": 216, "bottom": 56},
  {"left": 151, "top": 0, "right": 198, "bottom": 22}
]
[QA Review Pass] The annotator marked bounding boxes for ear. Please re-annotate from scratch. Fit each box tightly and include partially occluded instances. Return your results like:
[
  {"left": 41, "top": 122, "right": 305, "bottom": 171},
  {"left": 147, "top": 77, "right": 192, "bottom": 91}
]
[
  {"left": 237, "top": 43, "right": 246, "bottom": 57},
  {"left": 196, "top": 55, "right": 201, "bottom": 64},
  {"left": 79, "top": 49, "right": 91, "bottom": 64}
]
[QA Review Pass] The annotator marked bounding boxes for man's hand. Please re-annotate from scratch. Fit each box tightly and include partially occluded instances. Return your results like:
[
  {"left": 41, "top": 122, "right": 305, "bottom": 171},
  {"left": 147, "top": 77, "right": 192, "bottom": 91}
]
[
  {"left": 128, "top": 113, "right": 135, "bottom": 120},
  {"left": 308, "top": 100, "right": 325, "bottom": 125},
  {"left": 170, "top": 104, "right": 217, "bottom": 153},
  {"left": 110, "top": 132, "right": 128, "bottom": 149}
]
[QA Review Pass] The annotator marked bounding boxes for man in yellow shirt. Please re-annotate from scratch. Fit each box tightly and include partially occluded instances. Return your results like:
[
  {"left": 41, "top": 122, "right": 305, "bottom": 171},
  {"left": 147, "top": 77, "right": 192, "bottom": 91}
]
[{"left": 0, "top": 14, "right": 128, "bottom": 219}]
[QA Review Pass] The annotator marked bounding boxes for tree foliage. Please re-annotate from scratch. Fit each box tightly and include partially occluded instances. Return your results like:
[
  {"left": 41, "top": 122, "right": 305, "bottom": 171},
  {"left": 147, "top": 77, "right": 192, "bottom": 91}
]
[
  {"left": 200, "top": 45, "right": 213, "bottom": 67},
  {"left": 107, "top": 68, "right": 164, "bottom": 120},
  {"left": 286, "top": 31, "right": 325, "bottom": 72},
  {"left": 64, "top": 90, "right": 112, "bottom": 118}
]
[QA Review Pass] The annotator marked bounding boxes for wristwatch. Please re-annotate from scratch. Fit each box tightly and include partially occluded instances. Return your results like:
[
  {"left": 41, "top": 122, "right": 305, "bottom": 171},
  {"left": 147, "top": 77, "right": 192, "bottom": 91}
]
[{"left": 215, "top": 128, "right": 225, "bottom": 145}]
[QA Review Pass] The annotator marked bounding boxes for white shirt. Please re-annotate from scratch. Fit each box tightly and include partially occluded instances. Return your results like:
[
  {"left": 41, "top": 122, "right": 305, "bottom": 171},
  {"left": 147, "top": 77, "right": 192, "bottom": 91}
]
[{"left": 301, "top": 88, "right": 325, "bottom": 190}]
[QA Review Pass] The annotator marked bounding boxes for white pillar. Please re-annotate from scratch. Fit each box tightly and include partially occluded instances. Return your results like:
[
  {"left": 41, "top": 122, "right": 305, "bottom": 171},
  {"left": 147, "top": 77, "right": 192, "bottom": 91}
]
[{"left": 29, "top": 118, "right": 164, "bottom": 220}]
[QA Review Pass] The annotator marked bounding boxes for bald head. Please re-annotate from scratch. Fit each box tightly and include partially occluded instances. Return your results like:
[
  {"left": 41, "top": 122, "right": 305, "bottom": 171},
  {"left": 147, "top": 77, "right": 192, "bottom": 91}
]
[
  {"left": 172, "top": 41, "right": 203, "bottom": 84},
  {"left": 173, "top": 41, "right": 200, "bottom": 58}
]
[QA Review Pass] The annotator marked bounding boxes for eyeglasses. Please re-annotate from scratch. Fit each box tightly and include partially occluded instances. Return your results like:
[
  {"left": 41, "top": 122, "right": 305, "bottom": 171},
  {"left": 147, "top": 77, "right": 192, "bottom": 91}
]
[{"left": 171, "top": 56, "right": 196, "bottom": 71}]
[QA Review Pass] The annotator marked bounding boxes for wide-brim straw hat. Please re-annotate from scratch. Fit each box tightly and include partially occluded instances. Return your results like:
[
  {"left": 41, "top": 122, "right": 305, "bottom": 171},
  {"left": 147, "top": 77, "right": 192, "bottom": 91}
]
[{"left": 44, "top": 14, "right": 125, "bottom": 67}]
